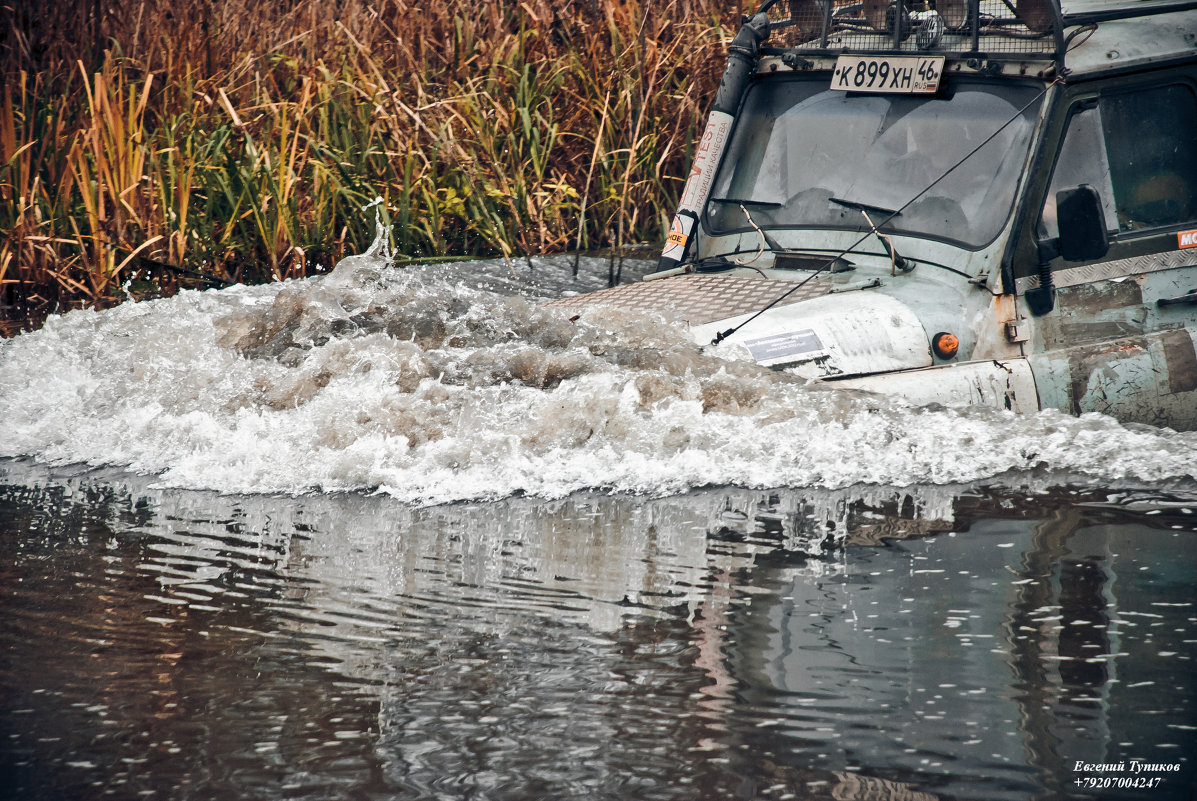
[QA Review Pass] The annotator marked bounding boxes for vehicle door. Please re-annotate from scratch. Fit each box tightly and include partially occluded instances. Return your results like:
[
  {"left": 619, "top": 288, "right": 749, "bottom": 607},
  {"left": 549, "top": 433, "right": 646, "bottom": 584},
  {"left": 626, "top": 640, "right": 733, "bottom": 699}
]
[{"left": 1018, "top": 66, "right": 1197, "bottom": 428}]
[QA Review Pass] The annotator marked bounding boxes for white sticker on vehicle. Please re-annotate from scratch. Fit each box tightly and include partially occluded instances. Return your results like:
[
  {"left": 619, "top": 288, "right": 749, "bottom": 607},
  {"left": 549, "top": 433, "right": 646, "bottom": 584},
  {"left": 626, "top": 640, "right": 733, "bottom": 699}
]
[
  {"left": 743, "top": 329, "right": 826, "bottom": 363},
  {"left": 677, "top": 110, "right": 734, "bottom": 212}
]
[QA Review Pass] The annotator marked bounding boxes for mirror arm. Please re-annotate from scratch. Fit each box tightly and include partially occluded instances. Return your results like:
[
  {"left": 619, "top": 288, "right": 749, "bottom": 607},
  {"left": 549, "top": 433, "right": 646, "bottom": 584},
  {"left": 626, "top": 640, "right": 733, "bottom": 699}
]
[{"left": 1026, "top": 238, "right": 1058, "bottom": 316}]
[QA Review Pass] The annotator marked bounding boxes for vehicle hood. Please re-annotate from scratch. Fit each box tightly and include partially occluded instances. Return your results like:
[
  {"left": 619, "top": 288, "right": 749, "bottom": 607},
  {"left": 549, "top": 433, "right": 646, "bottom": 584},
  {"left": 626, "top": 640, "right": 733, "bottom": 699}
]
[
  {"left": 689, "top": 289, "right": 934, "bottom": 379},
  {"left": 544, "top": 273, "right": 932, "bottom": 380}
]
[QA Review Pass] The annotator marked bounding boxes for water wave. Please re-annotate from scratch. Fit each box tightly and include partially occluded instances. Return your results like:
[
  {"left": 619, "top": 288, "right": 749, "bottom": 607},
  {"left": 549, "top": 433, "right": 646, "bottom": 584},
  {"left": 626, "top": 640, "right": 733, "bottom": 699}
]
[{"left": 2, "top": 253, "right": 1196, "bottom": 503}]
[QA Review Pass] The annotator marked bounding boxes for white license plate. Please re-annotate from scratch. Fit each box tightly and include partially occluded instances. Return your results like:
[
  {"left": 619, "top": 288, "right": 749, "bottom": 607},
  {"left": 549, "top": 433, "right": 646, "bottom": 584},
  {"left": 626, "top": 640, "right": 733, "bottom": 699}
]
[{"left": 831, "top": 55, "right": 945, "bottom": 94}]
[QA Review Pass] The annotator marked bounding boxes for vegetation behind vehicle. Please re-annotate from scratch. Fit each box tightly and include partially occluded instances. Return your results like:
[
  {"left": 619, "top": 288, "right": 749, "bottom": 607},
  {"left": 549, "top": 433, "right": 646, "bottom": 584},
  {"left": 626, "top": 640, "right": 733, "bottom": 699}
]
[{"left": 0, "top": 0, "right": 741, "bottom": 334}]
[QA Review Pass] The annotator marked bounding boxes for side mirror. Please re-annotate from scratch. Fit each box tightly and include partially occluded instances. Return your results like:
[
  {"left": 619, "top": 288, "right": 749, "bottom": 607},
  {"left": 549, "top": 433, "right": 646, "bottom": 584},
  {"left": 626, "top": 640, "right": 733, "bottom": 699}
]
[{"left": 1056, "top": 184, "right": 1109, "bottom": 262}]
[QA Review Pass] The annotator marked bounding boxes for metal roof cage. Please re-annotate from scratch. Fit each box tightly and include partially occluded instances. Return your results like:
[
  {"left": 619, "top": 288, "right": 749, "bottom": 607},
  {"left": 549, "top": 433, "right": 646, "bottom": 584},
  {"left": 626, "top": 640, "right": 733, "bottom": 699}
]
[
  {"left": 760, "top": 0, "right": 1064, "bottom": 58},
  {"left": 757, "top": 0, "right": 1197, "bottom": 62}
]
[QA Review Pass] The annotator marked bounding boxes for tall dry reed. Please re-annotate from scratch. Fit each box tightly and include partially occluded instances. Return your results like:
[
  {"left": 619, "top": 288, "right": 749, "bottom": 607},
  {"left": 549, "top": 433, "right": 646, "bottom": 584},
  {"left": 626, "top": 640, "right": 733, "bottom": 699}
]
[{"left": 0, "top": 0, "right": 743, "bottom": 332}]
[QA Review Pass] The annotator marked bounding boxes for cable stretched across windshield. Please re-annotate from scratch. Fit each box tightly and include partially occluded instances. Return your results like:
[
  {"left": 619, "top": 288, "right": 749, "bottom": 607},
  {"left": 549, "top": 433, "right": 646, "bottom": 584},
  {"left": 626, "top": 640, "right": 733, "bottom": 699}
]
[{"left": 705, "top": 77, "right": 1044, "bottom": 249}]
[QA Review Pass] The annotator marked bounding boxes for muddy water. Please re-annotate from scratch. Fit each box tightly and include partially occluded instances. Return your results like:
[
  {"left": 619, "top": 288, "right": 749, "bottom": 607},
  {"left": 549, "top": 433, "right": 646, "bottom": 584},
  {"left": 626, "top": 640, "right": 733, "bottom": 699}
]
[{"left": 1, "top": 254, "right": 1196, "bottom": 800}]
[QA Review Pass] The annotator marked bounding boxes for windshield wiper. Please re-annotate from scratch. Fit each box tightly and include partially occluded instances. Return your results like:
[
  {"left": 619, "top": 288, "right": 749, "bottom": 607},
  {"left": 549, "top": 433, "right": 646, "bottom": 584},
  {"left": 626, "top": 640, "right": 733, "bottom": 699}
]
[
  {"left": 830, "top": 198, "right": 909, "bottom": 270},
  {"left": 830, "top": 197, "right": 901, "bottom": 218},
  {"left": 707, "top": 198, "right": 788, "bottom": 254},
  {"left": 708, "top": 197, "right": 783, "bottom": 207},
  {"left": 858, "top": 209, "right": 910, "bottom": 273}
]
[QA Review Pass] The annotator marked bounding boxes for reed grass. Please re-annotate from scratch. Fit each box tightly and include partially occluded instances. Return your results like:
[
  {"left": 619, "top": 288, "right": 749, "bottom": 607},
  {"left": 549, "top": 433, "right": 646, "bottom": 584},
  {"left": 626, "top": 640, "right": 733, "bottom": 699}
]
[{"left": 0, "top": 0, "right": 740, "bottom": 333}]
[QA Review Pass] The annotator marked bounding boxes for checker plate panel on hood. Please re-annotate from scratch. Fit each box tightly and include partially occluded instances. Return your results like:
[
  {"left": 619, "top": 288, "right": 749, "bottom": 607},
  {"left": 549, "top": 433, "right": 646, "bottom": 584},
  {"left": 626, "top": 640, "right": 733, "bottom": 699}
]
[{"left": 544, "top": 274, "right": 832, "bottom": 325}]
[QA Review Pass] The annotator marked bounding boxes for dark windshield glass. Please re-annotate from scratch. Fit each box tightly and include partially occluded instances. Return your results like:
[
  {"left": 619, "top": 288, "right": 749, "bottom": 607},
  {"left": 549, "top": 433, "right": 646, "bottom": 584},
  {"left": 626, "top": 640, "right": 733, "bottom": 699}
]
[{"left": 705, "top": 77, "right": 1043, "bottom": 249}]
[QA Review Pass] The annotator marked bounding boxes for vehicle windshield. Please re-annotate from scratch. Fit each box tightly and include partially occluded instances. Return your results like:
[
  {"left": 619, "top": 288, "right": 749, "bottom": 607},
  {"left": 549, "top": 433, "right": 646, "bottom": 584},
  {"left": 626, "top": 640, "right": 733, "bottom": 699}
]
[{"left": 705, "top": 77, "right": 1044, "bottom": 249}]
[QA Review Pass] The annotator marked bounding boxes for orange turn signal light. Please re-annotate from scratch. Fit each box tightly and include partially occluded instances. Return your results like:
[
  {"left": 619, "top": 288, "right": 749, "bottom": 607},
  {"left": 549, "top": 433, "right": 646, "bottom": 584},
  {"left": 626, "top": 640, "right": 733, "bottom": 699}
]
[{"left": 932, "top": 332, "right": 959, "bottom": 360}]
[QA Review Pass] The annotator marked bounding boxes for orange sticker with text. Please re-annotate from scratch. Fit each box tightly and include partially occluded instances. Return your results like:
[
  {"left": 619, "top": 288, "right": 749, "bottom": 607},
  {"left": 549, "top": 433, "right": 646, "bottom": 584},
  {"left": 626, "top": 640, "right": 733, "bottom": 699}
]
[{"left": 1179, "top": 229, "right": 1197, "bottom": 249}]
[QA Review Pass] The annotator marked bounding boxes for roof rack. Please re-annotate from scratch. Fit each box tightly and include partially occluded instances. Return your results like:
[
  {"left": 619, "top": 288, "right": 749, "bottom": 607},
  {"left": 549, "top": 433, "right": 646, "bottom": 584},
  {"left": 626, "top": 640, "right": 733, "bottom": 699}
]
[
  {"left": 1058, "top": 0, "right": 1197, "bottom": 25},
  {"left": 756, "top": 0, "right": 1196, "bottom": 64}
]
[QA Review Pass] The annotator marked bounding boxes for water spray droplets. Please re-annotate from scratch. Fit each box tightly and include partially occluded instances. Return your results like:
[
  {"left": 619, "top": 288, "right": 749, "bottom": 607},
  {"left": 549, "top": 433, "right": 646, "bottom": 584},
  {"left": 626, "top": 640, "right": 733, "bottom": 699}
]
[
  {"left": 361, "top": 196, "right": 393, "bottom": 263},
  {"left": 2, "top": 253, "right": 1197, "bottom": 503}
]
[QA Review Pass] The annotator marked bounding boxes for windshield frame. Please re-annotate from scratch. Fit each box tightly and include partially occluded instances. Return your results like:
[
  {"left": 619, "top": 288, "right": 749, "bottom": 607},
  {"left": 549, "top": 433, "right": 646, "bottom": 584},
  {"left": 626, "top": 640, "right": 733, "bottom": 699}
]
[{"left": 701, "top": 73, "right": 1047, "bottom": 251}]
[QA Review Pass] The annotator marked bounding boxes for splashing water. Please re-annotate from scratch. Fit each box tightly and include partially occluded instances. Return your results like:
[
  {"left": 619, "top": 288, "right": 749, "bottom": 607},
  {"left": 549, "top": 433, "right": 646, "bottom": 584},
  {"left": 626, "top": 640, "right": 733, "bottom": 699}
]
[
  {"left": 2, "top": 251, "right": 1196, "bottom": 505},
  {"left": 359, "top": 195, "right": 394, "bottom": 263}
]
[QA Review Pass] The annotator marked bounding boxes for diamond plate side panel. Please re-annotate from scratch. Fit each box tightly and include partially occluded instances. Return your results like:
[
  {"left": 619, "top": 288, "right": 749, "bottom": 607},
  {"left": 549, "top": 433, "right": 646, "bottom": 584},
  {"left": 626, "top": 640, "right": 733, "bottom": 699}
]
[
  {"left": 543, "top": 274, "right": 831, "bottom": 326},
  {"left": 1016, "top": 249, "right": 1197, "bottom": 293}
]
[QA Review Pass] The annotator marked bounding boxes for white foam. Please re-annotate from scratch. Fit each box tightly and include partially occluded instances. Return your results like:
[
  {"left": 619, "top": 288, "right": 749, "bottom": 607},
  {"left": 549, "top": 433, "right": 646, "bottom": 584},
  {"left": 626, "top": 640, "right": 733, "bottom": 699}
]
[{"left": 2, "top": 255, "right": 1196, "bottom": 504}]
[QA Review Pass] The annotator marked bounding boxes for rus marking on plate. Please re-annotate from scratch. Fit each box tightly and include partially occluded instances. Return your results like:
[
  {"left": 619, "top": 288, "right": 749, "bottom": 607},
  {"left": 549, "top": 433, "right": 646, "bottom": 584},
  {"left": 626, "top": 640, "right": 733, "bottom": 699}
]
[
  {"left": 832, "top": 55, "right": 944, "bottom": 94},
  {"left": 744, "top": 329, "right": 826, "bottom": 362}
]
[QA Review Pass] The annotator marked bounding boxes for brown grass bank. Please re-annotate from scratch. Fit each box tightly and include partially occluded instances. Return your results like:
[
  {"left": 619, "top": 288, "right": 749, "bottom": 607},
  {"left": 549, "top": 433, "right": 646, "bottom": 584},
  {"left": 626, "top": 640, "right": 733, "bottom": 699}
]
[{"left": 0, "top": 0, "right": 744, "bottom": 333}]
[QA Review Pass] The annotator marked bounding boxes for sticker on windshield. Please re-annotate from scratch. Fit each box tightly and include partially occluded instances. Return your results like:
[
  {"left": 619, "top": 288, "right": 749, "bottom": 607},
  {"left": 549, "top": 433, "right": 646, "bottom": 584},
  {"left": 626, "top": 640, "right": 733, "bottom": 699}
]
[{"left": 832, "top": 55, "right": 944, "bottom": 94}]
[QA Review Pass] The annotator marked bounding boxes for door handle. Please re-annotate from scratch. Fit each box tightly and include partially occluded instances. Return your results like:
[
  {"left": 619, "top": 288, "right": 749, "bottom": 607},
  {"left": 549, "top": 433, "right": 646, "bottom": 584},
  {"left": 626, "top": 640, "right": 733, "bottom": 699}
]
[{"left": 1157, "top": 290, "right": 1197, "bottom": 307}]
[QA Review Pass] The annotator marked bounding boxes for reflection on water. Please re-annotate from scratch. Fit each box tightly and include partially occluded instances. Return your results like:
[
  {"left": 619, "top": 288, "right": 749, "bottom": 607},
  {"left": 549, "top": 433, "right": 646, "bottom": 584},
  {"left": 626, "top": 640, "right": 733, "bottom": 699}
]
[{"left": 2, "top": 460, "right": 1194, "bottom": 800}]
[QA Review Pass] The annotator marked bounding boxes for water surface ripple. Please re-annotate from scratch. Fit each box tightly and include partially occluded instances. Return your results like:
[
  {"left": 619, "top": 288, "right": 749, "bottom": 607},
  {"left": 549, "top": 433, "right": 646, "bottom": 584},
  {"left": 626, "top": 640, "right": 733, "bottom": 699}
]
[{"left": 1, "top": 464, "right": 1195, "bottom": 800}]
